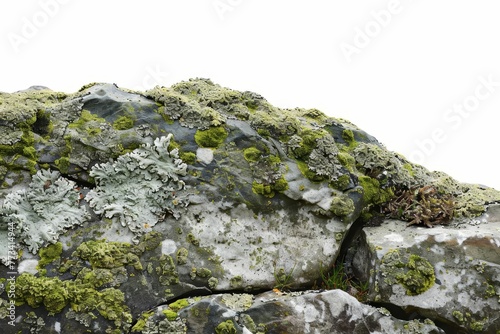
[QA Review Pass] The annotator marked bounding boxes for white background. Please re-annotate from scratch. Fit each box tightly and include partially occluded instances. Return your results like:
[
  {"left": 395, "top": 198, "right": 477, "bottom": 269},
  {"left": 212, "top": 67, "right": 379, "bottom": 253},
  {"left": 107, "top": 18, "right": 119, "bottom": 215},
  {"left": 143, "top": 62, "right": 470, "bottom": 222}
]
[{"left": 1, "top": 0, "right": 499, "bottom": 189}]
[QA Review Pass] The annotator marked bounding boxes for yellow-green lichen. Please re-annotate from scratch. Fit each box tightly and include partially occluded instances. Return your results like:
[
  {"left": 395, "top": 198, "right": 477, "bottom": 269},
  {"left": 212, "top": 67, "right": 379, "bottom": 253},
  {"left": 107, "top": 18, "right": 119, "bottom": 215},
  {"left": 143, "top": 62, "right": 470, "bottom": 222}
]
[
  {"left": 230, "top": 275, "right": 243, "bottom": 289},
  {"left": 37, "top": 242, "right": 63, "bottom": 269},
  {"left": 330, "top": 195, "right": 355, "bottom": 218},
  {"left": 73, "top": 239, "right": 142, "bottom": 270},
  {"left": 176, "top": 247, "right": 189, "bottom": 265},
  {"left": 131, "top": 311, "right": 154, "bottom": 332},
  {"left": 380, "top": 249, "right": 435, "bottom": 296},
  {"left": 14, "top": 273, "right": 132, "bottom": 326}
]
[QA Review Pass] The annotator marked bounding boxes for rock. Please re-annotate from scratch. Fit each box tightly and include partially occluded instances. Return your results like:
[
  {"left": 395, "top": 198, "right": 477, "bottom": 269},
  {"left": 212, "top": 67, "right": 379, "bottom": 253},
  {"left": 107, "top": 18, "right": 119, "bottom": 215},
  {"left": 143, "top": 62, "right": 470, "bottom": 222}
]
[
  {"left": 351, "top": 205, "right": 500, "bottom": 333},
  {"left": 0, "top": 79, "right": 499, "bottom": 333},
  {"left": 133, "top": 290, "right": 444, "bottom": 334}
]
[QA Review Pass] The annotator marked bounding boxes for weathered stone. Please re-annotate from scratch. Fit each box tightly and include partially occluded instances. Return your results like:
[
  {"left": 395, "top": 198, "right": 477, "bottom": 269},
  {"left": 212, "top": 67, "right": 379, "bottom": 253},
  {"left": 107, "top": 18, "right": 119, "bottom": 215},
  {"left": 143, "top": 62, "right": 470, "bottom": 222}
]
[
  {"left": 352, "top": 205, "right": 500, "bottom": 333},
  {"left": 133, "top": 290, "right": 444, "bottom": 334}
]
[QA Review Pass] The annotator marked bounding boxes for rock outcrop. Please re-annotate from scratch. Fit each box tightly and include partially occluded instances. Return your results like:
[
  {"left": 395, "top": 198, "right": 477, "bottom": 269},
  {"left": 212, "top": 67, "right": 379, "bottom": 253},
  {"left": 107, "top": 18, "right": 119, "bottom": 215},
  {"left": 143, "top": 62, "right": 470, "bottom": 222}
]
[{"left": 0, "top": 79, "right": 499, "bottom": 333}]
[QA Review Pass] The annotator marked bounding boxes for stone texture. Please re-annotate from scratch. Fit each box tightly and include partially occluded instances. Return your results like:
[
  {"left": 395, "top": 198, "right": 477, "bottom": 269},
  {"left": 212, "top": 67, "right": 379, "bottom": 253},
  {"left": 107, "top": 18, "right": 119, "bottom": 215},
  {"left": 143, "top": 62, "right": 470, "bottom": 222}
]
[
  {"left": 351, "top": 205, "right": 500, "bottom": 333},
  {"left": 133, "top": 290, "right": 444, "bottom": 334}
]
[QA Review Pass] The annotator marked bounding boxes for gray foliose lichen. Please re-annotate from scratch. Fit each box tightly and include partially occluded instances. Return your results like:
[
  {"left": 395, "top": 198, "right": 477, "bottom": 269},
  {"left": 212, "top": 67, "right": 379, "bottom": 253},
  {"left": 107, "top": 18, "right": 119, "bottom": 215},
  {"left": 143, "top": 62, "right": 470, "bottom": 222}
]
[
  {"left": 85, "top": 134, "right": 189, "bottom": 240},
  {"left": 0, "top": 169, "right": 88, "bottom": 262}
]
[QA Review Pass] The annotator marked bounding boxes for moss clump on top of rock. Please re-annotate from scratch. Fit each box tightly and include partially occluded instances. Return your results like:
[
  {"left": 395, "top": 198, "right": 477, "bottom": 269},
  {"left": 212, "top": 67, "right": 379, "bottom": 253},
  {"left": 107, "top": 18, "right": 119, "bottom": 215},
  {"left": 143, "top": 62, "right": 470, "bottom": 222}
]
[
  {"left": 194, "top": 126, "right": 228, "bottom": 148},
  {"left": 243, "top": 147, "right": 263, "bottom": 163},
  {"left": 112, "top": 115, "right": 135, "bottom": 130}
]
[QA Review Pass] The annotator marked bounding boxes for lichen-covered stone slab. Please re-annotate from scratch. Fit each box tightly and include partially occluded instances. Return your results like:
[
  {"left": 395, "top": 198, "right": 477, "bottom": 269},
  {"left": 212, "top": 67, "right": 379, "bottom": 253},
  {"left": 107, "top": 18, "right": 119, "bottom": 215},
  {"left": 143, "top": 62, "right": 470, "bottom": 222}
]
[
  {"left": 132, "top": 290, "right": 444, "bottom": 334},
  {"left": 352, "top": 206, "right": 500, "bottom": 333}
]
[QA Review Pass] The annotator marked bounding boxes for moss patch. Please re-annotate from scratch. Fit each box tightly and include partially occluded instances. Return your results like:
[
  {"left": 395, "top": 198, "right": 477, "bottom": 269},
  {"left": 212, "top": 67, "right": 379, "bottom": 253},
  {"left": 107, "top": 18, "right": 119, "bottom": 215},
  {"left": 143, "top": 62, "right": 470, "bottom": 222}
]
[
  {"left": 113, "top": 115, "right": 135, "bottom": 130},
  {"left": 380, "top": 249, "right": 435, "bottom": 296},
  {"left": 243, "top": 147, "right": 262, "bottom": 162},
  {"left": 215, "top": 319, "right": 237, "bottom": 334},
  {"left": 194, "top": 126, "right": 228, "bottom": 148}
]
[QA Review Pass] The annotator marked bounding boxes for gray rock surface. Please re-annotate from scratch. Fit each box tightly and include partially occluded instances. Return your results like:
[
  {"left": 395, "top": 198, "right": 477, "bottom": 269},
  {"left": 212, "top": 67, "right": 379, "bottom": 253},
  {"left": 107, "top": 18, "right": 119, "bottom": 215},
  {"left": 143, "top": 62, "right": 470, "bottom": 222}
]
[
  {"left": 351, "top": 205, "right": 500, "bottom": 333},
  {"left": 0, "top": 79, "right": 499, "bottom": 333}
]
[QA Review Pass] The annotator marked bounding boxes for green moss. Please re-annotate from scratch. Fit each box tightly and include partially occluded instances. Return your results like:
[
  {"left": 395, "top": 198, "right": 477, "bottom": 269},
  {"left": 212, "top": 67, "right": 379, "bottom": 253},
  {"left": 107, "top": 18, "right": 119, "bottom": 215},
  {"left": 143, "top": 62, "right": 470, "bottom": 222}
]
[
  {"left": 68, "top": 110, "right": 106, "bottom": 129},
  {"left": 257, "top": 128, "right": 271, "bottom": 137},
  {"left": 180, "top": 151, "right": 196, "bottom": 164},
  {"left": 485, "top": 283, "right": 496, "bottom": 298},
  {"left": 14, "top": 272, "right": 132, "bottom": 326},
  {"left": 163, "top": 309, "right": 178, "bottom": 321},
  {"left": 337, "top": 152, "right": 356, "bottom": 172},
  {"left": 297, "top": 160, "right": 324, "bottom": 182},
  {"left": 470, "top": 319, "right": 486, "bottom": 331},
  {"left": 402, "top": 163, "right": 415, "bottom": 177},
  {"left": 113, "top": 116, "right": 135, "bottom": 130},
  {"left": 55, "top": 156, "right": 71, "bottom": 174},
  {"left": 358, "top": 175, "right": 394, "bottom": 205},
  {"left": 169, "top": 298, "right": 190, "bottom": 312},
  {"left": 22, "top": 146, "right": 37, "bottom": 160},
  {"left": 330, "top": 174, "right": 351, "bottom": 190},
  {"left": 342, "top": 129, "right": 358, "bottom": 149},
  {"left": 273, "top": 176, "right": 289, "bottom": 192},
  {"left": 292, "top": 129, "right": 325, "bottom": 160},
  {"left": 243, "top": 147, "right": 262, "bottom": 162},
  {"left": 252, "top": 181, "right": 274, "bottom": 198},
  {"left": 215, "top": 320, "right": 237, "bottom": 334},
  {"left": 37, "top": 242, "right": 63, "bottom": 268},
  {"left": 194, "top": 126, "right": 228, "bottom": 148}
]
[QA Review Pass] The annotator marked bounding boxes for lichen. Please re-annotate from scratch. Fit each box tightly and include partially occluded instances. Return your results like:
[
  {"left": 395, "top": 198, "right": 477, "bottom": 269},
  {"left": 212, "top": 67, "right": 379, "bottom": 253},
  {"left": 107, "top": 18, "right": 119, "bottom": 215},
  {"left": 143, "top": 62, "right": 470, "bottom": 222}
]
[
  {"left": 73, "top": 239, "right": 142, "bottom": 270},
  {"left": 330, "top": 195, "right": 355, "bottom": 218},
  {"left": 0, "top": 169, "right": 89, "bottom": 260},
  {"left": 86, "top": 134, "right": 189, "bottom": 240},
  {"left": 221, "top": 294, "right": 253, "bottom": 312},
  {"left": 176, "top": 247, "right": 189, "bottom": 265},
  {"left": 380, "top": 249, "right": 435, "bottom": 296},
  {"left": 37, "top": 241, "right": 63, "bottom": 269},
  {"left": 14, "top": 272, "right": 132, "bottom": 326}
]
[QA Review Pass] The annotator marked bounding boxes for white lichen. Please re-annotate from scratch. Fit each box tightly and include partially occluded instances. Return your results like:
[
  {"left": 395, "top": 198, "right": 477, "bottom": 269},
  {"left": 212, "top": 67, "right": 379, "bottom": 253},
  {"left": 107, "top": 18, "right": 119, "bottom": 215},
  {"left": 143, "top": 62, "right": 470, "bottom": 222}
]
[
  {"left": 0, "top": 169, "right": 88, "bottom": 262},
  {"left": 86, "top": 134, "right": 188, "bottom": 240}
]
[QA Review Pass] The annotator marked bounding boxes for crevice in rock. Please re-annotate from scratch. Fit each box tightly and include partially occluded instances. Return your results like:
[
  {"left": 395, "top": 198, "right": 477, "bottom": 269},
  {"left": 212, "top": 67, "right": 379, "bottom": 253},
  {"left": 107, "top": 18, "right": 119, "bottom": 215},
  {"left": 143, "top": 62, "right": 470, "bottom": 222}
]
[{"left": 61, "top": 173, "right": 96, "bottom": 189}]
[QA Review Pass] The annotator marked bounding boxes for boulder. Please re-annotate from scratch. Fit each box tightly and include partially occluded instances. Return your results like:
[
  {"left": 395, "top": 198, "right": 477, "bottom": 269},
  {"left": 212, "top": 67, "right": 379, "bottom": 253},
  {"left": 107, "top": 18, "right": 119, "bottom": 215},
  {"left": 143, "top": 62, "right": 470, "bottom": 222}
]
[
  {"left": 351, "top": 205, "right": 500, "bottom": 333},
  {"left": 0, "top": 79, "right": 499, "bottom": 333}
]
